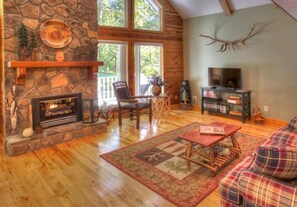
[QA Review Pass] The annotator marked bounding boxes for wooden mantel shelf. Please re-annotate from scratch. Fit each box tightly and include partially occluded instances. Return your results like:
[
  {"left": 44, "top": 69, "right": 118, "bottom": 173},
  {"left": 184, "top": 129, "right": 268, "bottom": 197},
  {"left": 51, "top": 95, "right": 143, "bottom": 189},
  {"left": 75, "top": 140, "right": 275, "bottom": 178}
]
[{"left": 7, "top": 61, "right": 104, "bottom": 85}]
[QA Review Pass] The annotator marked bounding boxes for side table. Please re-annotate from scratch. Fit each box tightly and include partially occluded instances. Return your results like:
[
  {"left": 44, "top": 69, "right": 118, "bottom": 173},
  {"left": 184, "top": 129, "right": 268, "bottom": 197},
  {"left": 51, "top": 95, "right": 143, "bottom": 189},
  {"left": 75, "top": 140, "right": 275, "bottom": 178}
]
[{"left": 151, "top": 94, "right": 172, "bottom": 124}]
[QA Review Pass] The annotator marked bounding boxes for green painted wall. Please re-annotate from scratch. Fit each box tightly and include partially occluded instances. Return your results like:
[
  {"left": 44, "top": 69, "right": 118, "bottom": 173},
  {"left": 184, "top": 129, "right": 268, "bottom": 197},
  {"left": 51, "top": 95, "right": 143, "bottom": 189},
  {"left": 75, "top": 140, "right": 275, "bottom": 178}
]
[{"left": 183, "top": 4, "right": 297, "bottom": 122}]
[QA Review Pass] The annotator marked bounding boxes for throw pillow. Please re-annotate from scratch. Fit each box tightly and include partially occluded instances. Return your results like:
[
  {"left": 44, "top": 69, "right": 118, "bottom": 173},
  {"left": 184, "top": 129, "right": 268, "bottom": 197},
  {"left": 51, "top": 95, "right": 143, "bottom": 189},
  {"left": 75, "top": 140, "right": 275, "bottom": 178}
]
[
  {"left": 288, "top": 117, "right": 297, "bottom": 132},
  {"left": 251, "top": 146, "right": 297, "bottom": 180}
]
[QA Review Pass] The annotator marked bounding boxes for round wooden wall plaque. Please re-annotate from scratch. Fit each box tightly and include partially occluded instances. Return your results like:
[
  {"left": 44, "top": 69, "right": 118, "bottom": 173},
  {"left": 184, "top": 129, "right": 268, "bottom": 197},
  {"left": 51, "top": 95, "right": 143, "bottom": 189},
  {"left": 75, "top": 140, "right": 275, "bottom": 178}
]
[{"left": 40, "top": 19, "right": 72, "bottom": 48}]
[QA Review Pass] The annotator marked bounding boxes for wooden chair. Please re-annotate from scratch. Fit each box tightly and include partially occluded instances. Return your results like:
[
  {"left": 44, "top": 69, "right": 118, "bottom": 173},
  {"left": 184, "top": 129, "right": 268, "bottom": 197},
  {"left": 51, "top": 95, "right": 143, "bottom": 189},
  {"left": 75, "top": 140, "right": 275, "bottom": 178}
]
[{"left": 112, "top": 81, "right": 152, "bottom": 129}]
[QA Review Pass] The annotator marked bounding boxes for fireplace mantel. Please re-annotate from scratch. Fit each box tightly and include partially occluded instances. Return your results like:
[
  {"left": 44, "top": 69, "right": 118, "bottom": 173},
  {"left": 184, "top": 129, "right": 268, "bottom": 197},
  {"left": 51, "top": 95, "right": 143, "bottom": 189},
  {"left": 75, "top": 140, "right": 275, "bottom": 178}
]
[{"left": 7, "top": 61, "right": 104, "bottom": 85}]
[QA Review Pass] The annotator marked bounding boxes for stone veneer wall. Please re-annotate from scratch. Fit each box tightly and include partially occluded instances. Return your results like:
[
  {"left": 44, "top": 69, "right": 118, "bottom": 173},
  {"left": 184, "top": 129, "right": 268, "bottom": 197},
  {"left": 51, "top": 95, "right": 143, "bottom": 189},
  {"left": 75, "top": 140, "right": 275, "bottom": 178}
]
[{"left": 4, "top": 0, "right": 99, "bottom": 136}]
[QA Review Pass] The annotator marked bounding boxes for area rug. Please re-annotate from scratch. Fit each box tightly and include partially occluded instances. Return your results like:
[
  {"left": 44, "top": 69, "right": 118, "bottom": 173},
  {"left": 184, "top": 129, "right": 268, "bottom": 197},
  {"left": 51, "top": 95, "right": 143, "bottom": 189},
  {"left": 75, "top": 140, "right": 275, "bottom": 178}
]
[{"left": 100, "top": 122, "right": 265, "bottom": 207}]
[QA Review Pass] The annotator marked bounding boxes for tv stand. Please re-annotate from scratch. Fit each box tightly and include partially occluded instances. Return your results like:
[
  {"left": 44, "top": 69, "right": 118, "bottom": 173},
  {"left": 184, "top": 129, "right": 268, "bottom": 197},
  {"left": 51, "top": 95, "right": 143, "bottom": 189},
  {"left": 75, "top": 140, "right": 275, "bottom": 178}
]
[{"left": 201, "top": 87, "right": 251, "bottom": 123}]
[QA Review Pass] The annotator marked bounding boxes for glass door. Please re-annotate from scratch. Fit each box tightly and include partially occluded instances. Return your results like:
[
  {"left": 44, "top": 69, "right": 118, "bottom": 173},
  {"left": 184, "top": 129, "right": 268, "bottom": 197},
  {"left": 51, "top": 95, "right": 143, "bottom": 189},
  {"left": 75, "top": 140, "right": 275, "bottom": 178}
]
[{"left": 134, "top": 43, "right": 163, "bottom": 95}]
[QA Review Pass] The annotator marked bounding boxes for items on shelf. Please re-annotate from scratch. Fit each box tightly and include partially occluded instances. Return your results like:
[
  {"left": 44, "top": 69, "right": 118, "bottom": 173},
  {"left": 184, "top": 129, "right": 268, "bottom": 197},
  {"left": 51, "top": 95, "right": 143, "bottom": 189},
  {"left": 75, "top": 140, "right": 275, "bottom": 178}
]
[
  {"left": 219, "top": 105, "right": 229, "bottom": 114},
  {"left": 201, "top": 87, "right": 251, "bottom": 123},
  {"left": 227, "top": 96, "right": 241, "bottom": 104},
  {"left": 203, "top": 90, "right": 219, "bottom": 99},
  {"left": 229, "top": 110, "right": 242, "bottom": 116}
]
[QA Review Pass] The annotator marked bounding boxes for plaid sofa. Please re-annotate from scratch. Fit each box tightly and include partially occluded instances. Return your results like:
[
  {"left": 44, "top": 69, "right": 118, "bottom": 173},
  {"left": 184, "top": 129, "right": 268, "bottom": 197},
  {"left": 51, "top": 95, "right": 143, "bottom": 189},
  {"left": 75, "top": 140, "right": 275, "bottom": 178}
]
[{"left": 219, "top": 118, "right": 297, "bottom": 207}]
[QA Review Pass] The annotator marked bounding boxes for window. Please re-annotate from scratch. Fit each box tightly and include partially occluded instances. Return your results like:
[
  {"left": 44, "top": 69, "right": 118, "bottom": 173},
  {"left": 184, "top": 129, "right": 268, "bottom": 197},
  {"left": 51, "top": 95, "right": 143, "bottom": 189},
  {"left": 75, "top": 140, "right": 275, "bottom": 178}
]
[
  {"left": 98, "top": 42, "right": 128, "bottom": 104},
  {"left": 134, "top": 43, "right": 163, "bottom": 95},
  {"left": 98, "top": 0, "right": 127, "bottom": 28},
  {"left": 134, "top": 0, "right": 162, "bottom": 31}
]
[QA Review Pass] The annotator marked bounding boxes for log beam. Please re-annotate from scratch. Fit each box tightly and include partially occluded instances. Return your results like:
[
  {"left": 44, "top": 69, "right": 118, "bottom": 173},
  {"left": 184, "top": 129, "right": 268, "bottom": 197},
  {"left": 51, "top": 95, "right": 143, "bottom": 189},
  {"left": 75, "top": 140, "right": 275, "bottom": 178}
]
[{"left": 218, "top": 0, "right": 232, "bottom": 16}]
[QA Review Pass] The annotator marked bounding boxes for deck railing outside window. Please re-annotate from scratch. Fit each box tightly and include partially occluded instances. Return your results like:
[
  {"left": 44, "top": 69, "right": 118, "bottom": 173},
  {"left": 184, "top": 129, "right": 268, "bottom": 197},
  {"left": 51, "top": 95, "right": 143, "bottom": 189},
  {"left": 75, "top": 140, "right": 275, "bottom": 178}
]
[{"left": 97, "top": 75, "right": 119, "bottom": 104}]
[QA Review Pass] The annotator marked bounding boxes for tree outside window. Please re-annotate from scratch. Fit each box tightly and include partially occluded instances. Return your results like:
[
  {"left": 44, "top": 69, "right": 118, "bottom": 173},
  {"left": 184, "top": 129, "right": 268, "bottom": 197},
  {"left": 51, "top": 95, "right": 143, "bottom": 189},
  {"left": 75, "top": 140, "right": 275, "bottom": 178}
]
[
  {"left": 98, "top": 0, "right": 127, "bottom": 28},
  {"left": 134, "top": 0, "right": 161, "bottom": 31}
]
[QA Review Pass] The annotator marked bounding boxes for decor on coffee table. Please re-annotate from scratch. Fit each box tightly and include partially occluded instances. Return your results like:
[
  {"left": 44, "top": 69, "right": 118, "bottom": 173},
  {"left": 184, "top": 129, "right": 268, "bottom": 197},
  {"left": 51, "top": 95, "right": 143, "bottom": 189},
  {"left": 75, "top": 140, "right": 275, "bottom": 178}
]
[
  {"left": 100, "top": 122, "right": 265, "bottom": 207},
  {"left": 179, "top": 122, "right": 241, "bottom": 175}
]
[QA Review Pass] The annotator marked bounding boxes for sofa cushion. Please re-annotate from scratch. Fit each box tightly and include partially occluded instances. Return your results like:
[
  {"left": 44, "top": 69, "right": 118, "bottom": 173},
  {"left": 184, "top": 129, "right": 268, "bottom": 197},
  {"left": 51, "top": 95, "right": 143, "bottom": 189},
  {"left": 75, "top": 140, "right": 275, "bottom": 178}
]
[
  {"left": 219, "top": 156, "right": 254, "bottom": 205},
  {"left": 252, "top": 146, "right": 297, "bottom": 179},
  {"left": 261, "top": 126, "right": 297, "bottom": 149},
  {"left": 288, "top": 117, "right": 297, "bottom": 132},
  {"left": 238, "top": 170, "right": 297, "bottom": 207}
]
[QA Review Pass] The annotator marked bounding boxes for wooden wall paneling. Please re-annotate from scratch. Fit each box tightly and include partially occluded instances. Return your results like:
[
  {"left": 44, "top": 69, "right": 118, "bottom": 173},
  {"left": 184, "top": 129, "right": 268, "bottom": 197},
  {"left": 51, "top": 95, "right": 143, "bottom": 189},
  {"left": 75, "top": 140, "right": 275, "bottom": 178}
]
[
  {"left": 0, "top": 0, "right": 4, "bottom": 142},
  {"left": 128, "top": 41, "right": 135, "bottom": 95},
  {"left": 98, "top": 0, "right": 183, "bottom": 103}
]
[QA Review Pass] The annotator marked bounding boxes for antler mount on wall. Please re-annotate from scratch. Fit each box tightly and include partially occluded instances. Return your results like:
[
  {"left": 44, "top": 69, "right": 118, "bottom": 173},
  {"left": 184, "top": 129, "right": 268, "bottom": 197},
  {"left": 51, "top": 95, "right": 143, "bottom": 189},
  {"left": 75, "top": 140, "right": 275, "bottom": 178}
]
[{"left": 198, "top": 24, "right": 257, "bottom": 52}]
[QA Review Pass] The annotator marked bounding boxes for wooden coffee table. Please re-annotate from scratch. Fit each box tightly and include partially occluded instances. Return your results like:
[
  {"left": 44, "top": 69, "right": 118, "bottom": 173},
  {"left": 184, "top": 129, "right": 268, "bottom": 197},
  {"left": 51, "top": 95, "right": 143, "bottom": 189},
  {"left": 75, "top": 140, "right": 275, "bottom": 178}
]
[{"left": 179, "top": 122, "right": 241, "bottom": 175}]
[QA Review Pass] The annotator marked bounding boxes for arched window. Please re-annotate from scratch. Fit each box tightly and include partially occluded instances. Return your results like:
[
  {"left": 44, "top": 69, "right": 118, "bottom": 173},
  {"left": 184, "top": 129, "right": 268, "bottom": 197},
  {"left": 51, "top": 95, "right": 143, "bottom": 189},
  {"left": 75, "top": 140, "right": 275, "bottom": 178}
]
[
  {"left": 98, "top": 0, "right": 128, "bottom": 28},
  {"left": 134, "top": 0, "right": 162, "bottom": 31}
]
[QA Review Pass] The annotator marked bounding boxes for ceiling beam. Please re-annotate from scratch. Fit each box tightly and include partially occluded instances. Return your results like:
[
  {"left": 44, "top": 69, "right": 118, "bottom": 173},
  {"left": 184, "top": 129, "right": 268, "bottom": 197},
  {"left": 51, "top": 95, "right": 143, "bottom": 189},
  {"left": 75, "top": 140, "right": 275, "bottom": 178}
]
[{"left": 218, "top": 0, "right": 232, "bottom": 16}]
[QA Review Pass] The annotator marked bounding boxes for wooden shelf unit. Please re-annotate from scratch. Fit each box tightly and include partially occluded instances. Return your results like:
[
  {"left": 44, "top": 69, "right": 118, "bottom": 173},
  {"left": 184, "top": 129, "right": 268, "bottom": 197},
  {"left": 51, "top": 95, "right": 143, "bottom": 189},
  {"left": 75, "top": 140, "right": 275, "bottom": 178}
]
[
  {"left": 201, "top": 87, "right": 251, "bottom": 123},
  {"left": 7, "top": 61, "right": 104, "bottom": 85}
]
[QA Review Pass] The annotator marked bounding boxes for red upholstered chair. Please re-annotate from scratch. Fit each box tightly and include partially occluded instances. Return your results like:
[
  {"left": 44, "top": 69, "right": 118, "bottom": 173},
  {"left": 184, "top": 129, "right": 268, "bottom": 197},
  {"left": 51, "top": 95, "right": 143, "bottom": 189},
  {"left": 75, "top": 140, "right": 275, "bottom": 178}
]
[{"left": 112, "top": 81, "right": 152, "bottom": 129}]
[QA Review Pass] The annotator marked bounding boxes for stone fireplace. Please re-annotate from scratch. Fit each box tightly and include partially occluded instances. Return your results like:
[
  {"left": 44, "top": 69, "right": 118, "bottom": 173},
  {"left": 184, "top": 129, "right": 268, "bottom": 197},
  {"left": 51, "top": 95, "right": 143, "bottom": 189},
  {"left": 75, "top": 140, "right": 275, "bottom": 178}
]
[
  {"left": 32, "top": 93, "right": 82, "bottom": 129},
  {"left": 3, "top": 0, "right": 107, "bottom": 156}
]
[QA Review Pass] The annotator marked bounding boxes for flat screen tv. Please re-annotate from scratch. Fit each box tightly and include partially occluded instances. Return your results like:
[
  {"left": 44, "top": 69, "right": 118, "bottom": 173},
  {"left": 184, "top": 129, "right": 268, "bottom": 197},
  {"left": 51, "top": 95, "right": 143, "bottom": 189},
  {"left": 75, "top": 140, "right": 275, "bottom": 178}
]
[{"left": 208, "top": 67, "right": 242, "bottom": 89}]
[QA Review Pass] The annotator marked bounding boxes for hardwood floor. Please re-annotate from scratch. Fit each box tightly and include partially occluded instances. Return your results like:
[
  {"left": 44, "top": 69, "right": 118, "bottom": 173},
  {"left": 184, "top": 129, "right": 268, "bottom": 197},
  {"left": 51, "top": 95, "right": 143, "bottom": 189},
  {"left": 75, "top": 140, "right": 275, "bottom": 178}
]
[{"left": 0, "top": 110, "right": 283, "bottom": 207}]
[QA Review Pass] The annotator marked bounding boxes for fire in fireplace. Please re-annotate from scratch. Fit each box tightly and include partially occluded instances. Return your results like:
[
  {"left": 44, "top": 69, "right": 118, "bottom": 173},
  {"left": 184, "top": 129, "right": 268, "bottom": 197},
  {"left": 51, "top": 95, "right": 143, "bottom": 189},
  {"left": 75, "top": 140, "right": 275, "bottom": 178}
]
[{"left": 32, "top": 93, "right": 82, "bottom": 129}]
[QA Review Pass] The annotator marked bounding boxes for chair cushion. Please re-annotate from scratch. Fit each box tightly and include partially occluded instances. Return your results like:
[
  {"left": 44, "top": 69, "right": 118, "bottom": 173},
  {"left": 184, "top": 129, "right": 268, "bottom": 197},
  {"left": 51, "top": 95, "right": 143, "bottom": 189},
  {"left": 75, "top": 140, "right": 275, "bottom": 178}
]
[
  {"left": 251, "top": 146, "right": 297, "bottom": 179},
  {"left": 121, "top": 102, "right": 150, "bottom": 110},
  {"left": 288, "top": 117, "right": 297, "bottom": 132}
]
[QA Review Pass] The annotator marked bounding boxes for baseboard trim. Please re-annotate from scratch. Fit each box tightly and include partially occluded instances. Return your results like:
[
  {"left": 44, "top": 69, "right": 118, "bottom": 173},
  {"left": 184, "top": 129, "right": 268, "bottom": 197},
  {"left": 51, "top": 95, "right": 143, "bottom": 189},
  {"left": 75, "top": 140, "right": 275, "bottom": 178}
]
[
  {"left": 171, "top": 104, "right": 288, "bottom": 126},
  {"left": 264, "top": 117, "right": 288, "bottom": 125}
]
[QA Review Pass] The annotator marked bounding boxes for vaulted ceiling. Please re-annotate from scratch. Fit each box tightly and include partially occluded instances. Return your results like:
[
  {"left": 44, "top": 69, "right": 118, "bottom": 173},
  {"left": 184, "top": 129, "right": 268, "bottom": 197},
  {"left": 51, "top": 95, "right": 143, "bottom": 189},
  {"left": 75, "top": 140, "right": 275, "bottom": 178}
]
[{"left": 168, "top": 0, "right": 272, "bottom": 19}]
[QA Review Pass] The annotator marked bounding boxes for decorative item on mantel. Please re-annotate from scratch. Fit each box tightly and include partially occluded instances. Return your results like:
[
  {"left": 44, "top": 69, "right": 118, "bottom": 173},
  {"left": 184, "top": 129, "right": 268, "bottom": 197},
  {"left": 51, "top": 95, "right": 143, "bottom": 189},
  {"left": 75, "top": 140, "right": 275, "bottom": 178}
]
[
  {"left": 82, "top": 98, "right": 99, "bottom": 123},
  {"left": 55, "top": 50, "right": 64, "bottom": 61},
  {"left": 17, "top": 23, "right": 37, "bottom": 60},
  {"left": 149, "top": 75, "right": 165, "bottom": 96},
  {"left": 17, "top": 23, "right": 28, "bottom": 60}
]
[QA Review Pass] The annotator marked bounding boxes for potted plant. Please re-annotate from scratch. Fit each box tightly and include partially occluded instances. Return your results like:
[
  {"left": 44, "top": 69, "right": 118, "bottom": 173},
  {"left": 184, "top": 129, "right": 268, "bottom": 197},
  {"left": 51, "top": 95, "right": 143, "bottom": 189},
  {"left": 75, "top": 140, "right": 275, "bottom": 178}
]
[{"left": 149, "top": 75, "right": 165, "bottom": 96}]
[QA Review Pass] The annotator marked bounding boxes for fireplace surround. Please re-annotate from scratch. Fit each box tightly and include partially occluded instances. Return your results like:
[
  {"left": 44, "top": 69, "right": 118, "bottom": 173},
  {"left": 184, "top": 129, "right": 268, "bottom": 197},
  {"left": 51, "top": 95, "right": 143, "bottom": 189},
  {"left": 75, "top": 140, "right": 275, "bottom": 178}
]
[{"left": 32, "top": 93, "right": 82, "bottom": 129}]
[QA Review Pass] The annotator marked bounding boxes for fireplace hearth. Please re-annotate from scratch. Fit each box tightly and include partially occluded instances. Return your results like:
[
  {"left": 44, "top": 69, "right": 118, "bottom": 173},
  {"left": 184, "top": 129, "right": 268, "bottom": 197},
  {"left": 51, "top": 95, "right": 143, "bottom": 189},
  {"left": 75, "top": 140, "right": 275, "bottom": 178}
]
[{"left": 32, "top": 93, "right": 82, "bottom": 129}]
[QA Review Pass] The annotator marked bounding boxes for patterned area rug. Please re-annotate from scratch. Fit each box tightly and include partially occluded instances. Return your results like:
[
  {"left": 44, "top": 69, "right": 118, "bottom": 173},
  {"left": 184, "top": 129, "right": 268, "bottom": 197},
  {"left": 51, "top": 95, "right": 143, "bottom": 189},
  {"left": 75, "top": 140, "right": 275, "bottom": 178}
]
[{"left": 100, "top": 122, "right": 265, "bottom": 207}]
